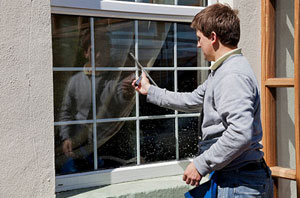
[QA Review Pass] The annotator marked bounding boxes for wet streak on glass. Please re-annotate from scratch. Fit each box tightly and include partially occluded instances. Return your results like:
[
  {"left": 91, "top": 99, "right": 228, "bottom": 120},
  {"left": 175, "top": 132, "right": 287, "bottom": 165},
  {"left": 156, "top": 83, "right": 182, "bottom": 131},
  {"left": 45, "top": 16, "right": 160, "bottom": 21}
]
[
  {"left": 55, "top": 124, "right": 94, "bottom": 175},
  {"left": 94, "top": 18, "right": 135, "bottom": 67},
  {"left": 51, "top": 15, "right": 90, "bottom": 67},
  {"left": 140, "top": 119, "right": 176, "bottom": 164},
  {"left": 178, "top": 117, "right": 199, "bottom": 159},
  {"left": 139, "top": 71, "right": 174, "bottom": 116},
  {"left": 97, "top": 121, "right": 137, "bottom": 169}
]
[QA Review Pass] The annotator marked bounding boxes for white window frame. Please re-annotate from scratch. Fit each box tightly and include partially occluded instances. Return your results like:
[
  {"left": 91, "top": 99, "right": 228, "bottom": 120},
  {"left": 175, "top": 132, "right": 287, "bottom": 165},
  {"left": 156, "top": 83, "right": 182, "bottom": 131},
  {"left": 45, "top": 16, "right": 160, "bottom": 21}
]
[{"left": 52, "top": 0, "right": 213, "bottom": 192}]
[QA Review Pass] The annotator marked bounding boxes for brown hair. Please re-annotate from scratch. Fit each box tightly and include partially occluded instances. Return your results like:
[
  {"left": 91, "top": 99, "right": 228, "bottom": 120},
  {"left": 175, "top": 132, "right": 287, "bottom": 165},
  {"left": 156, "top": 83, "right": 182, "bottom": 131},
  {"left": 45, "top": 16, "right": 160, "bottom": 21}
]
[{"left": 191, "top": 3, "right": 240, "bottom": 47}]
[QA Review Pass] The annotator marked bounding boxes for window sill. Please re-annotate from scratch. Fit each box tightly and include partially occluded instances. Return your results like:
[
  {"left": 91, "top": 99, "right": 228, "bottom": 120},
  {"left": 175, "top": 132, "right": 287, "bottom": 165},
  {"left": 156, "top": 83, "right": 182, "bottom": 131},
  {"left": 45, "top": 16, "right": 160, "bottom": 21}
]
[{"left": 56, "top": 175, "right": 209, "bottom": 198}]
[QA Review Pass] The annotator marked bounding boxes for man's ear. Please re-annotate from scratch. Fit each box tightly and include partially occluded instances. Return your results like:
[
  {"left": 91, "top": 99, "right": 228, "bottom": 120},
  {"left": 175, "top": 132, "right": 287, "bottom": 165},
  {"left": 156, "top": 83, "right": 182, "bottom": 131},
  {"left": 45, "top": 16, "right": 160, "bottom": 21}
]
[{"left": 210, "top": 32, "right": 217, "bottom": 44}]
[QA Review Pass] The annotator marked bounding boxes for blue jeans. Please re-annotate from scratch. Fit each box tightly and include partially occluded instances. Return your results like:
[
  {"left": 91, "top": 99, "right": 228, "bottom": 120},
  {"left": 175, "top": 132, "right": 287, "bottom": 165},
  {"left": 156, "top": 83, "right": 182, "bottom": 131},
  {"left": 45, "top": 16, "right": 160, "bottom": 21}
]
[{"left": 216, "top": 168, "right": 273, "bottom": 198}]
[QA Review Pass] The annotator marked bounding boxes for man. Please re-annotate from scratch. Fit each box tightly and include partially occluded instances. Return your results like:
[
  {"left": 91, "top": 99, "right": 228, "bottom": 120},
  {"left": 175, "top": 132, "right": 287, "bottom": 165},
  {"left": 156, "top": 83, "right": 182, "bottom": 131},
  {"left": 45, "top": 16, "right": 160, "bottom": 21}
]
[{"left": 132, "top": 3, "right": 273, "bottom": 197}]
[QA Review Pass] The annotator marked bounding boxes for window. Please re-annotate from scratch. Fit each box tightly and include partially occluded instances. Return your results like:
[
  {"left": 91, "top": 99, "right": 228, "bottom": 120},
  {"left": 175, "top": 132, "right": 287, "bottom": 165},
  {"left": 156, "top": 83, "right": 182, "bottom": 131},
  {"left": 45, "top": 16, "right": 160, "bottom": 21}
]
[{"left": 51, "top": 0, "right": 210, "bottom": 192}]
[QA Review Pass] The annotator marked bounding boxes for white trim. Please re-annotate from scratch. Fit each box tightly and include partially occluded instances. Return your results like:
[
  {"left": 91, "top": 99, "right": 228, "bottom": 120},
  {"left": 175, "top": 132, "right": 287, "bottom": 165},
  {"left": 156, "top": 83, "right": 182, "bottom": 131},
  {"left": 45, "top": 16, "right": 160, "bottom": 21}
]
[
  {"left": 51, "top": 0, "right": 204, "bottom": 22},
  {"left": 56, "top": 159, "right": 192, "bottom": 192}
]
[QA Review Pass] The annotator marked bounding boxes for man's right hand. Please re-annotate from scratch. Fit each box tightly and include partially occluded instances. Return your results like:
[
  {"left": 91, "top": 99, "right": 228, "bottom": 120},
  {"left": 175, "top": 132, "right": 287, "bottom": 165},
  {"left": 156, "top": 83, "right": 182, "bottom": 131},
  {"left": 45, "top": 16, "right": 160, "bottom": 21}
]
[
  {"left": 62, "top": 139, "right": 74, "bottom": 157},
  {"left": 132, "top": 72, "right": 151, "bottom": 95}
]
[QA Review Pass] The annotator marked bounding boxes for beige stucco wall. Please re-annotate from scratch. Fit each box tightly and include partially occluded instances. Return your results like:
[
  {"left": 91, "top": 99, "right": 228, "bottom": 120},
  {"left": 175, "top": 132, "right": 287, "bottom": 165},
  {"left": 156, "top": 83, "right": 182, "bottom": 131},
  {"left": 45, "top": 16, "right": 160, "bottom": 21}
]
[
  {"left": 218, "top": 0, "right": 261, "bottom": 85},
  {"left": 0, "top": 0, "right": 55, "bottom": 198}
]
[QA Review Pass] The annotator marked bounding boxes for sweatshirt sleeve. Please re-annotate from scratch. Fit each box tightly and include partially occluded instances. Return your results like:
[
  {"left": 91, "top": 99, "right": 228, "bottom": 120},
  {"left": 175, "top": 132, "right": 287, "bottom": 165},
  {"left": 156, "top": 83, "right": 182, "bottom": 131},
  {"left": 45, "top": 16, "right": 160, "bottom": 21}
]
[
  {"left": 193, "top": 73, "right": 256, "bottom": 176},
  {"left": 146, "top": 80, "right": 208, "bottom": 113}
]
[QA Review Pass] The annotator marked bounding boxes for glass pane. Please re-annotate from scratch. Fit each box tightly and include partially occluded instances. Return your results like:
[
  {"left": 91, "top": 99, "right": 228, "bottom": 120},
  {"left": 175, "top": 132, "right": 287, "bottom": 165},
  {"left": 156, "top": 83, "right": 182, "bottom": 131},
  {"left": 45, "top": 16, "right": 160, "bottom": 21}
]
[
  {"left": 52, "top": 15, "right": 90, "bottom": 67},
  {"left": 278, "top": 178, "right": 297, "bottom": 198},
  {"left": 276, "top": 88, "right": 295, "bottom": 169},
  {"left": 275, "top": 0, "right": 294, "bottom": 78},
  {"left": 177, "top": 23, "right": 208, "bottom": 67},
  {"left": 116, "top": 0, "right": 206, "bottom": 6},
  {"left": 139, "top": 71, "right": 174, "bottom": 116},
  {"left": 178, "top": 0, "right": 206, "bottom": 6},
  {"left": 177, "top": 70, "right": 208, "bottom": 114},
  {"left": 140, "top": 119, "right": 175, "bottom": 163},
  {"left": 55, "top": 124, "right": 94, "bottom": 175},
  {"left": 138, "top": 21, "right": 174, "bottom": 67},
  {"left": 179, "top": 117, "right": 199, "bottom": 159},
  {"left": 54, "top": 71, "right": 136, "bottom": 122},
  {"left": 94, "top": 18, "right": 135, "bottom": 67},
  {"left": 97, "top": 121, "right": 137, "bottom": 169}
]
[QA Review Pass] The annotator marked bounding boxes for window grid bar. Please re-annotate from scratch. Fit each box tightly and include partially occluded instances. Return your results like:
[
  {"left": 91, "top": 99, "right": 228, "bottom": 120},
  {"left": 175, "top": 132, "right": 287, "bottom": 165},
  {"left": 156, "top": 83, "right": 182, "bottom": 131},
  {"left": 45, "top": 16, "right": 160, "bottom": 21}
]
[
  {"left": 134, "top": 19, "right": 141, "bottom": 165},
  {"left": 90, "top": 17, "right": 98, "bottom": 171},
  {"left": 53, "top": 66, "right": 210, "bottom": 71},
  {"left": 54, "top": 113, "right": 201, "bottom": 126},
  {"left": 174, "top": 22, "right": 179, "bottom": 160}
]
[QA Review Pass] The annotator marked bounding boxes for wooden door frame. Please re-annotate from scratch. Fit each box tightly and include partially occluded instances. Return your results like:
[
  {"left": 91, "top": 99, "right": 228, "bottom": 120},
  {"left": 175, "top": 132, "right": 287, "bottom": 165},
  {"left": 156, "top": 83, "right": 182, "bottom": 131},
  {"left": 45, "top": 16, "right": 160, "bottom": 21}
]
[{"left": 261, "top": 0, "right": 300, "bottom": 197}]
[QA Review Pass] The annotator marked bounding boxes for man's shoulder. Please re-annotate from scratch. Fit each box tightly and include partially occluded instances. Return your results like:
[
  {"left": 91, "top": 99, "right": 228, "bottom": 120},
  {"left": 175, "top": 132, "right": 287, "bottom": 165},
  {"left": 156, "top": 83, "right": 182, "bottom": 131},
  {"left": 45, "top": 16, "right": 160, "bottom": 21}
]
[{"left": 216, "top": 55, "right": 253, "bottom": 77}]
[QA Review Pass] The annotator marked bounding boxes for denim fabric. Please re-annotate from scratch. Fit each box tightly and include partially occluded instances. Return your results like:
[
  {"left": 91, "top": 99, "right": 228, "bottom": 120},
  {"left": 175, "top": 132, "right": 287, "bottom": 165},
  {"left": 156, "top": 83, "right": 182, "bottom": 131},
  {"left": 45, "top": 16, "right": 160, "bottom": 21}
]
[{"left": 216, "top": 168, "right": 273, "bottom": 198}]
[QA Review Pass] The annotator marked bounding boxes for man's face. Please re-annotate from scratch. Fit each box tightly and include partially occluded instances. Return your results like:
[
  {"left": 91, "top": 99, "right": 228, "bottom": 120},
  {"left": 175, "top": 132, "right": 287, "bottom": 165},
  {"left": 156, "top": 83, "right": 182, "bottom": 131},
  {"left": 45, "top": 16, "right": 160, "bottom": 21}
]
[{"left": 196, "top": 30, "right": 214, "bottom": 61}]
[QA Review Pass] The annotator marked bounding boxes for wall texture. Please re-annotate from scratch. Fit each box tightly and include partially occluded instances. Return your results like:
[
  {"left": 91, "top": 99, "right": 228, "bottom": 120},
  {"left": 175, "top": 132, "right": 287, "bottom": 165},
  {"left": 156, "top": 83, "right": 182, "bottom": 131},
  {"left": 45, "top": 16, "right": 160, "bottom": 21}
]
[
  {"left": 0, "top": 0, "right": 55, "bottom": 197},
  {"left": 219, "top": 0, "right": 261, "bottom": 85}
]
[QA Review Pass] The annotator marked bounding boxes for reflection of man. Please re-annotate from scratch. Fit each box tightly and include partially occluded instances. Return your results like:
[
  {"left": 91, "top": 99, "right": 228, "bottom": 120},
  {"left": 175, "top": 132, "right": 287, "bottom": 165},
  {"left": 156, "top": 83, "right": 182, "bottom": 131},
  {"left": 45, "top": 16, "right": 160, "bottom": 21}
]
[
  {"left": 133, "top": 3, "right": 273, "bottom": 197},
  {"left": 58, "top": 30, "right": 135, "bottom": 173}
]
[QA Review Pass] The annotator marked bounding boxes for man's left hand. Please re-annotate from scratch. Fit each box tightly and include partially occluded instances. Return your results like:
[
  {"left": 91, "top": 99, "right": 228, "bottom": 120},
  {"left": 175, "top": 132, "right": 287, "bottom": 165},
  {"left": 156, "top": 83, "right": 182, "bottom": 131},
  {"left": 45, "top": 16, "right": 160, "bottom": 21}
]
[{"left": 183, "top": 162, "right": 202, "bottom": 186}]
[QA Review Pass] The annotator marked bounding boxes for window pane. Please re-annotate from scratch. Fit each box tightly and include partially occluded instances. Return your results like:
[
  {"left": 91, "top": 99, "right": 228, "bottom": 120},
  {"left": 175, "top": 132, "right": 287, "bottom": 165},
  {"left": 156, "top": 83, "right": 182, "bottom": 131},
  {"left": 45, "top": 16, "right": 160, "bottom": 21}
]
[
  {"left": 52, "top": 15, "right": 90, "bottom": 67},
  {"left": 54, "top": 71, "right": 136, "bottom": 122},
  {"left": 55, "top": 124, "right": 94, "bottom": 175},
  {"left": 179, "top": 117, "right": 199, "bottom": 159},
  {"left": 94, "top": 18, "right": 135, "bottom": 67},
  {"left": 115, "top": 0, "right": 207, "bottom": 6},
  {"left": 178, "top": 0, "right": 206, "bottom": 6},
  {"left": 139, "top": 71, "right": 174, "bottom": 116},
  {"left": 97, "top": 121, "right": 137, "bottom": 169},
  {"left": 140, "top": 119, "right": 175, "bottom": 163},
  {"left": 177, "top": 70, "right": 208, "bottom": 114},
  {"left": 177, "top": 23, "right": 208, "bottom": 67},
  {"left": 276, "top": 88, "right": 295, "bottom": 169},
  {"left": 275, "top": 0, "right": 294, "bottom": 78},
  {"left": 138, "top": 21, "right": 174, "bottom": 67}
]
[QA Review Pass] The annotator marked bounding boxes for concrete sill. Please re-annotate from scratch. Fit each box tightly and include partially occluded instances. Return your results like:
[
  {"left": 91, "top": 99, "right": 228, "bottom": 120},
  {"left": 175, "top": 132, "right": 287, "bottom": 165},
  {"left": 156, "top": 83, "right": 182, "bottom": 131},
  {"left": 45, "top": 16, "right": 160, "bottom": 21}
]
[{"left": 56, "top": 175, "right": 209, "bottom": 198}]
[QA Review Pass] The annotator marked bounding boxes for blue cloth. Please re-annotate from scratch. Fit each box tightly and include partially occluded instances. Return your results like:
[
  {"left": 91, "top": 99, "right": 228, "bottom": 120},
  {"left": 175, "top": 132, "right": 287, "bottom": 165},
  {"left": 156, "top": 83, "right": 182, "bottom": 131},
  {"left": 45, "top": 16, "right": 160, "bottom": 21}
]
[{"left": 184, "top": 172, "right": 217, "bottom": 198}]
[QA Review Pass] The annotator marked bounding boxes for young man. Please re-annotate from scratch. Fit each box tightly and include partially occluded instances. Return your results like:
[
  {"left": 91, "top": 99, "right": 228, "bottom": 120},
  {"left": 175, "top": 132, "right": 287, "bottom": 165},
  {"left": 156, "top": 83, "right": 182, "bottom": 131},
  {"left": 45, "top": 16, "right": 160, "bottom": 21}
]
[{"left": 132, "top": 3, "right": 273, "bottom": 197}]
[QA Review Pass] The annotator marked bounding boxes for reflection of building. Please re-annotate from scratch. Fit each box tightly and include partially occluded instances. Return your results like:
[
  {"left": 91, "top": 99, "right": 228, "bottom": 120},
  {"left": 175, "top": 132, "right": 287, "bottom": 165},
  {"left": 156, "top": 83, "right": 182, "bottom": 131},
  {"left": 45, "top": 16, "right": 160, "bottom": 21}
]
[{"left": 2, "top": 0, "right": 299, "bottom": 197}]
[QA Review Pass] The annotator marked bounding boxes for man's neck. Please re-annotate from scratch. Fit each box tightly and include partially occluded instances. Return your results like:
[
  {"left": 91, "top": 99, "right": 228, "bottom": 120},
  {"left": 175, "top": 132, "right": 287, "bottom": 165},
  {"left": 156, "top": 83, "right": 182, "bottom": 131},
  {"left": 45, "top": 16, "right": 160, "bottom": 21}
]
[{"left": 213, "top": 45, "right": 237, "bottom": 61}]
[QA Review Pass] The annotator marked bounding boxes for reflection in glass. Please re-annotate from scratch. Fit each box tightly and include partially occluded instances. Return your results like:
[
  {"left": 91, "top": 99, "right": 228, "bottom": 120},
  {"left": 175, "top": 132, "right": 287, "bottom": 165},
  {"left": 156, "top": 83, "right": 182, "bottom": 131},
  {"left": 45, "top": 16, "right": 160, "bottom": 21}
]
[
  {"left": 138, "top": 21, "right": 174, "bottom": 67},
  {"left": 177, "top": 23, "right": 208, "bottom": 67},
  {"left": 55, "top": 124, "right": 94, "bottom": 175},
  {"left": 94, "top": 18, "right": 135, "bottom": 67},
  {"left": 97, "top": 121, "right": 137, "bottom": 169},
  {"left": 52, "top": 15, "right": 90, "bottom": 67},
  {"left": 54, "top": 71, "right": 136, "bottom": 122},
  {"left": 140, "top": 119, "right": 175, "bottom": 163},
  {"left": 139, "top": 71, "right": 174, "bottom": 116},
  {"left": 179, "top": 117, "right": 199, "bottom": 159}
]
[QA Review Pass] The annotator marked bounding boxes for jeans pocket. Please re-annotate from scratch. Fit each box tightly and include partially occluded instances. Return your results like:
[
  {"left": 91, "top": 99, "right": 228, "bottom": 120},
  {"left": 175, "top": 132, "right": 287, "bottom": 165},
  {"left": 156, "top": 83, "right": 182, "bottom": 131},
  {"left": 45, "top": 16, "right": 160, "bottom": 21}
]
[{"left": 234, "top": 184, "right": 266, "bottom": 198}]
